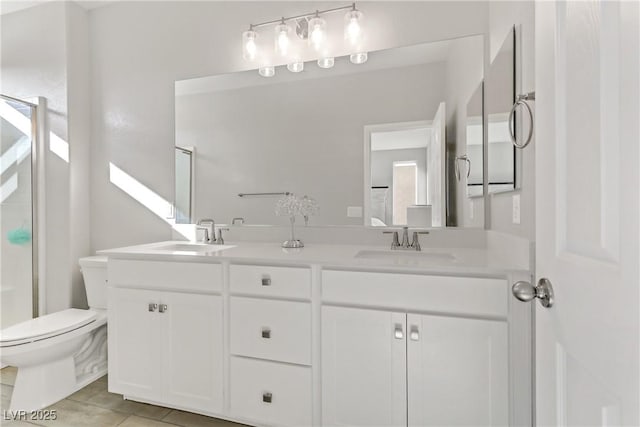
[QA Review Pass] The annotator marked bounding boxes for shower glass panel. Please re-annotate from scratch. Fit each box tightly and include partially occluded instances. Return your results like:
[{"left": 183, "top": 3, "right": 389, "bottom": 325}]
[{"left": 0, "top": 95, "right": 37, "bottom": 328}]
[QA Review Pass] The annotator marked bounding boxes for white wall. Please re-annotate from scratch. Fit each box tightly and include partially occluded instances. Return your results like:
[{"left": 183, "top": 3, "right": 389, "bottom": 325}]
[
  {"left": 88, "top": 1, "right": 489, "bottom": 251},
  {"left": 176, "top": 62, "right": 445, "bottom": 226},
  {"left": 1, "top": 1, "right": 91, "bottom": 313},
  {"left": 487, "top": 1, "right": 535, "bottom": 240}
]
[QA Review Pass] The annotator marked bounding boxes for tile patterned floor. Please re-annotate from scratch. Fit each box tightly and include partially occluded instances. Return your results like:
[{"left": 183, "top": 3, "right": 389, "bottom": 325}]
[{"left": 0, "top": 367, "right": 246, "bottom": 427}]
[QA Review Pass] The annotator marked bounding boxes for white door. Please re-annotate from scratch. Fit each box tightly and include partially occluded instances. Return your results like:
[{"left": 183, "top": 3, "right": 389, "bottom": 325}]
[
  {"left": 428, "top": 102, "right": 446, "bottom": 227},
  {"left": 162, "top": 292, "right": 223, "bottom": 413},
  {"left": 321, "top": 306, "right": 406, "bottom": 426},
  {"left": 407, "top": 314, "right": 508, "bottom": 427},
  {"left": 535, "top": 1, "right": 639, "bottom": 425},
  {"left": 107, "top": 287, "right": 162, "bottom": 400}
]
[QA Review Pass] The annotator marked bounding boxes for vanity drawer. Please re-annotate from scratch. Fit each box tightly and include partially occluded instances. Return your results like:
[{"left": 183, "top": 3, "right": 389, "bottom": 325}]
[
  {"left": 230, "top": 297, "right": 311, "bottom": 365},
  {"left": 322, "top": 270, "right": 508, "bottom": 318},
  {"left": 229, "top": 264, "right": 311, "bottom": 299},
  {"left": 108, "top": 259, "right": 222, "bottom": 293},
  {"left": 230, "top": 356, "right": 312, "bottom": 427}
]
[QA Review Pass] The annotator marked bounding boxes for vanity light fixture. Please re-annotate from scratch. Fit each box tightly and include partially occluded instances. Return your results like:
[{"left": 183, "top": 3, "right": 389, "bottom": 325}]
[
  {"left": 242, "top": 28, "right": 258, "bottom": 61},
  {"left": 344, "top": 5, "right": 364, "bottom": 47},
  {"left": 287, "top": 61, "right": 304, "bottom": 73},
  {"left": 308, "top": 13, "right": 327, "bottom": 52},
  {"left": 274, "top": 19, "right": 291, "bottom": 57},
  {"left": 244, "top": 3, "right": 366, "bottom": 76},
  {"left": 317, "top": 57, "right": 335, "bottom": 69},
  {"left": 350, "top": 52, "right": 368, "bottom": 64},
  {"left": 258, "top": 66, "right": 275, "bottom": 77}
]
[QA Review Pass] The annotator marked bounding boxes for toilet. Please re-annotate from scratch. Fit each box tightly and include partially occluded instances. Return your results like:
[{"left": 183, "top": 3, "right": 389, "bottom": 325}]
[{"left": 0, "top": 256, "right": 108, "bottom": 411}]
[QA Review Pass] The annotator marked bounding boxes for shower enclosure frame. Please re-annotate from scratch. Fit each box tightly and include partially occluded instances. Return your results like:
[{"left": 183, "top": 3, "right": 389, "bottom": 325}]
[{"left": 1, "top": 94, "right": 45, "bottom": 319}]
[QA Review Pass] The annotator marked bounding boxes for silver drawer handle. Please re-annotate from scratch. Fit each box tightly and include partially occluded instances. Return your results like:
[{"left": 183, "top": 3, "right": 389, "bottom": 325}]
[
  {"left": 262, "top": 392, "right": 273, "bottom": 403},
  {"left": 410, "top": 325, "right": 420, "bottom": 341},
  {"left": 394, "top": 323, "right": 404, "bottom": 340},
  {"left": 159, "top": 304, "right": 168, "bottom": 313},
  {"left": 261, "top": 327, "right": 271, "bottom": 339},
  {"left": 261, "top": 277, "right": 272, "bottom": 286},
  {"left": 148, "top": 303, "right": 158, "bottom": 312}
]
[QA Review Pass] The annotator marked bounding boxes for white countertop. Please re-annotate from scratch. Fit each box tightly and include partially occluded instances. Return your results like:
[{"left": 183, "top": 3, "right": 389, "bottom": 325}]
[{"left": 98, "top": 240, "right": 531, "bottom": 278}]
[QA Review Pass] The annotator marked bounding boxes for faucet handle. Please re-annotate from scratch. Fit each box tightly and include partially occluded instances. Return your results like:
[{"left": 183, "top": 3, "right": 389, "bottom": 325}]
[
  {"left": 383, "top": 230, "right": 401, "bottom": 249},
  {"left": 411, "top": 231, "right": 429, "bottom": 251},
  {"left": 216, "top": 228, "right": 229, "bottom": 245}
]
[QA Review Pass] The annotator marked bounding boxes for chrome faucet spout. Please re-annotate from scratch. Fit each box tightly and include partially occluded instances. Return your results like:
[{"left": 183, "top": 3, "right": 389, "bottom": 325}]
[{"left": 196, "top": 218, "right": 216, "bottom": 244}]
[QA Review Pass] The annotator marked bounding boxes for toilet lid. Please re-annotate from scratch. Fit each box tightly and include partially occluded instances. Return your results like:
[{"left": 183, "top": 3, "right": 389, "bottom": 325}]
[{"left": 0, "top": 308, "right": 97, "bottom": 347}]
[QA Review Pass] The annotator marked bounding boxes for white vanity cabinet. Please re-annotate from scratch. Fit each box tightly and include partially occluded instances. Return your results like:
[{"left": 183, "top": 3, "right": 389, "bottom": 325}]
[
  {"left": 322, "top": 270, "right": 510, "bottom": 427},
  {"left": 228, "top": 264, "right": 313, "bottom": 427},
  {"left": 107, "top": 260, "right": 224, "bottom": 414}
]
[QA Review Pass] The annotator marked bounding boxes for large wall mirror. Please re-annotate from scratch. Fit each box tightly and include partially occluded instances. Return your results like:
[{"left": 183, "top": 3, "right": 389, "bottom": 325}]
[
  {"left": 175, "top": 35, "right": 484, "bottom": 228},
  {"left": 486, "top": 27, "right": 517, "bottom": 193}
]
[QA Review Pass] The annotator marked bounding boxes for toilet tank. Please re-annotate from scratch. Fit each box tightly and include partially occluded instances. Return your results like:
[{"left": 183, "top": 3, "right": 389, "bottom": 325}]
[{"left": 79, "top": 256, "right": 108, "bottom": 310}]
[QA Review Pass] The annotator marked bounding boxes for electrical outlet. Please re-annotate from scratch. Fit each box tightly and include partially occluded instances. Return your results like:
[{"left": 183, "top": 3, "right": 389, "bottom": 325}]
[
  {"left": 347, "top": 206, "right": 363, "bottom": 218},
  {"left": 512, "top": 194, "right": 521, "bottom": 224}
]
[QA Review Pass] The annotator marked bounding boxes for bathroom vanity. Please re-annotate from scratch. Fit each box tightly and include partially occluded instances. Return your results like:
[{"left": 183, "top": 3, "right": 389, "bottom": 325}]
[{"left": 101, "top": 241, "right": 532, "bottom": 427}]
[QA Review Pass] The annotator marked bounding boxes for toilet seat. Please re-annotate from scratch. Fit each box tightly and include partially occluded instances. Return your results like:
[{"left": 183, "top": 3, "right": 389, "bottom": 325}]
[{"left": 0, "top": 309, "right": 98, "bottom": 348}]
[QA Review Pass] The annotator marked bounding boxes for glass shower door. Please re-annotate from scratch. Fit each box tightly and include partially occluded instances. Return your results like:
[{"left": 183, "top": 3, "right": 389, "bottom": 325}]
[{"left": 0, "top": 95, "right": 37, "bottom": 329}]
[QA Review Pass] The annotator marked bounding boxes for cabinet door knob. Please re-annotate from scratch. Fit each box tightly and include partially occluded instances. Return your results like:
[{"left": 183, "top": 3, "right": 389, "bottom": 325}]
[
  {"left": 148, "top": 303, "right": 158, "bottom": 312},
  {"left": 261, "top": 277, "right": 272, "bottom": 286},
  {"left": 410, "top": 325, "right": 420, "bottom": 341},
  {"left": 159, "top": 304, "right": 168, "bottom": 313},
  {"left": 261, "top": 327, "right": 271, "bottom": 339},
  {"left": 262, "top": 392, "right": 273, "bottom": 403},
  {"left": 394, "top": 323, "right": 404, "bottom": 340}
]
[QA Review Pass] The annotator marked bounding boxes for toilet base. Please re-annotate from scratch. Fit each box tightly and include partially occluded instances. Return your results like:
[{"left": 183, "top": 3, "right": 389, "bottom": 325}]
[{"left": 7, "top": 323, "right": 108, "bottom": 411}]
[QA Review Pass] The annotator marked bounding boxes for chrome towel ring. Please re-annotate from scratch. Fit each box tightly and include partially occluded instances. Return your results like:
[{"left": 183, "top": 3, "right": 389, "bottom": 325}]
[
  {"left": 455, "top": 155, "right": 471, "bottom": 181},
  {"left": 509, "top": 91, "right": 535, "bottom": 149}
]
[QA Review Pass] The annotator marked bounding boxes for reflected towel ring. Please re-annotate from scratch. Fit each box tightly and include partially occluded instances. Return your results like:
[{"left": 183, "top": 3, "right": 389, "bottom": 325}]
[
  {"left": 455, "top": 155, "right": 471, "bottom": 181},
  {"left": 509, "top": 91, "right": 535, "bottom": 149}
]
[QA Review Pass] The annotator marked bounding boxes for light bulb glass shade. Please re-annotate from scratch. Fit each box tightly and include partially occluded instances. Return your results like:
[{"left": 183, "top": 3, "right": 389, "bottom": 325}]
[
  {"left": 308, "top": 16, "right": 326, "bottom": 51},
  {"left": 344, "top": 9, "right": 364, "bottom": 46},
  {"left": 317, "top": 57, "right": 335, "bottom": 69},
  {"left": 274, "top": 22, "right": 291, "bottom": 57},
  {"left": 287, "top": 61, "right": 304, "bottom": 73},
  {"left": 242, "top": 30, "right": 258, "bottom": 61},
  {"left": 258, "top": 66, "right": 275, "bottom": 77},
  {"left": 350, "top": 52, "right": 368, "bottom": 64}
]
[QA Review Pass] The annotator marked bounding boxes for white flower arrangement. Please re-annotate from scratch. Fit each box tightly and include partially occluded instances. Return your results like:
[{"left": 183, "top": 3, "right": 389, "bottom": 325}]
[{"left": 275, "top": 193, "right": 319, "bottom": 248}]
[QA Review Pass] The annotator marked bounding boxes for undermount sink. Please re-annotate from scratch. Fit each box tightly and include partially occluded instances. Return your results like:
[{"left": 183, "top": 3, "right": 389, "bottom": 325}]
[
  {"left": 355, "top": 250, "right": 455, "bottom": 263},
  {"left": 153, "top": 242, "right": 235, "bottom": 253}
]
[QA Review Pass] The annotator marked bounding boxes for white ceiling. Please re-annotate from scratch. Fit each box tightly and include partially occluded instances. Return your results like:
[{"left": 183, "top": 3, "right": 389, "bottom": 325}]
[
  {"left": 0, "top": 0, "right": 113, "bottom": 15},
  {"left": 371, "top": 127, "right": 431, "bottom": 152}
]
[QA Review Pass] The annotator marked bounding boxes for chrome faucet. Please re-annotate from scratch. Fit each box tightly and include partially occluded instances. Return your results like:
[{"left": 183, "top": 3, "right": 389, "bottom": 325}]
[
  {"left": 196, "top": 219, "right": 215, "bottom": 244},
  {"left": 383, "top": 227, "right": 429, "bottom": 251}
]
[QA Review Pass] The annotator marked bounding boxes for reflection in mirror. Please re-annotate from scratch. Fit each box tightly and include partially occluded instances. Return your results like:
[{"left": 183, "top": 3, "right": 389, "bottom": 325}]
[
  {"left": 368, "top": 123, "right": 431, "bottom": 227},
  {"left": 175, "top": 35, "right": 483, "bottom": 227},
  {"left": 465, "top": 82, "right": 483, "bottom": 197},
  {"left": 487, "top": 27, "right": 516, "bottom": 193},
  {"left": 174, "top": 146, "right": 193, "bottom": 224}
]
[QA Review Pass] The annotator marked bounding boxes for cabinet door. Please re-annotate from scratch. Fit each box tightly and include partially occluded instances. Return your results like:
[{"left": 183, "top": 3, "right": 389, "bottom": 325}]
[
  {"left": 108, "top": 287, "right": 162, "bottom": 400},
  {"left": 322, "top": 306, "right": 406, "bottom": 427},
  {"left": 407, "top": 314, "right": 508, "bottom": 426},
  {"left": 161, "top": 292, "right": 223, "bottom": 414}
]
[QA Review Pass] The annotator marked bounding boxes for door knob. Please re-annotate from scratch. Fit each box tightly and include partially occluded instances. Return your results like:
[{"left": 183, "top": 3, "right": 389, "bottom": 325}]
[{"left": 512, "top": 278, "right": 554, "bottom": 308}]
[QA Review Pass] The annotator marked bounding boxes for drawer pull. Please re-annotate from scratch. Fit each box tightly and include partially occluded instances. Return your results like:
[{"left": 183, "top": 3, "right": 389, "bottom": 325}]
[
  {"left": 159, "top": 304, "right": 168, "bottom": 313},
  {"left": 148, "top": 303, "right": 158, "bottom": 312},
  {"left": 410, "top": 325, "right": 420, "bottom": 341},
  {"left": 261, "top": 277, "right": 272, "bottom": 286},
  {"left": 394, "top": 323, "right": 404, "bottom": 340},
  {"left": 261, "top": 327, "right": 271, "bottom": 339},
  {"left": 262, "top": 392, "right": 273, "bottom": 403}
]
